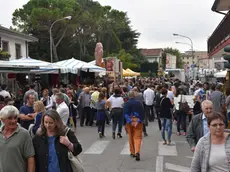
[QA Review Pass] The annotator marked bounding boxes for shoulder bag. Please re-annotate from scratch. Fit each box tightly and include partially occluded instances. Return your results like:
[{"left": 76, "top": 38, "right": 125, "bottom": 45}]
[{"left": 65, "top": 128, "right": 85, "bottom": 172}]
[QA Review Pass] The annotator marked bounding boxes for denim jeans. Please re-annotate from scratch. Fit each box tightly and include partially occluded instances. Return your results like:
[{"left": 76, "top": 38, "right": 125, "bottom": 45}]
[{"left": 161, "top": 118, "right": 172, "bottom": 141}]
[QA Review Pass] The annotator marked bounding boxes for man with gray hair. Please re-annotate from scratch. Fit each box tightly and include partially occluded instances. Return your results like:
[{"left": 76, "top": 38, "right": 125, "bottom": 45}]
[
  {"left": 56, "top": 93, "right": 69, "bottom": 125},
  {"left": 186, "top": 100, "right": 213, "bottom": 152},
  {"left": 0, "top": 105, "right": 35, "bottom": 172}
]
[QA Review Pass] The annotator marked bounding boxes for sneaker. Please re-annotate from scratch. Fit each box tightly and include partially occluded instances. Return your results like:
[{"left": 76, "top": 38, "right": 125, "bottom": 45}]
[
  {"left": 99, "top": 132, "right": 102, "bottom": 138},
  {"left": 144, "top": 132, "right": 148, "bottom": 137},
  {"left": 130, "top": 154, "right": 136, "bottom": 158},
  {"left": 176, "top": 132, "right": 181, "bottom": 136},
  {"left": 183, "top": 132, "right": 187, "bottom": 136},
  {"left": 167, "top": 140, "right": 171, "bottom": 145},
  {"left": 135, "top": 153, "right": 140, "bottom": 161}
]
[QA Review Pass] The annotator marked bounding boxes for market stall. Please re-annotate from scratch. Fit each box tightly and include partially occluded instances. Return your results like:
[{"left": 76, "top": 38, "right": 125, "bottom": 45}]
[{"left": 54, "top": 58, "right": 105, "bottom": 74}]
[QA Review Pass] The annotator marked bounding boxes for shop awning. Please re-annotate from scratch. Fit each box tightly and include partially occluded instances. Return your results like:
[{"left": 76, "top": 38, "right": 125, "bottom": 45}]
[
  {"left": 0, "top": 57, "right": 60, "bottom": 73},
  {"left": 214, "top": 70, "right": 227, "bottom": 78},
  {"left": 54, "top": 58, "right": 105, "bottom": 74}
]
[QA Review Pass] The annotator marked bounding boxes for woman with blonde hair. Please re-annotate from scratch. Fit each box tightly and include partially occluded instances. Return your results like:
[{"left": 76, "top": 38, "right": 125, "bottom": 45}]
[
  {"left": 32, "top": 101, "right": 45, "bottom": 135},
  {"left": 33, "top": 109, "right": 82, "bottom": 172}
]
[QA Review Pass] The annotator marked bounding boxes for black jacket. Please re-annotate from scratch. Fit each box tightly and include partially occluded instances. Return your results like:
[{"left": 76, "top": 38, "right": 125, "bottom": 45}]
[
  {"left": 159, "top": 96, "right": 173, "bottom": 119},
  {"left": 33, "top": 129, "right": 82, "bottom": 172}
]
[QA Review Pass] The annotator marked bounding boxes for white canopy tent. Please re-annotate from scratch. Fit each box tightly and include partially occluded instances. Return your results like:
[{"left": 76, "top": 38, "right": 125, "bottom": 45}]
[
  {"left": 0, "top": 57, "right": 61, "bottom": 73},
  {"left": 214, "top": 70, "right": 227, "bottom": 78},
  {"left": 54, "top": 58, "right": 105, "bottom": 74}
]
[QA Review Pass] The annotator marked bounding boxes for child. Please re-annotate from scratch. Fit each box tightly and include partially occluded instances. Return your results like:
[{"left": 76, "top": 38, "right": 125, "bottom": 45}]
[{"left": 96, "top": 93, "right": 106, "bottom": 138}]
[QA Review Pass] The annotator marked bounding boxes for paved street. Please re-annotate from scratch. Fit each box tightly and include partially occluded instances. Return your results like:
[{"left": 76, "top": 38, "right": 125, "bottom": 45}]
[{"left": 74, "top": 121, "right": 193, "bottom": 172}]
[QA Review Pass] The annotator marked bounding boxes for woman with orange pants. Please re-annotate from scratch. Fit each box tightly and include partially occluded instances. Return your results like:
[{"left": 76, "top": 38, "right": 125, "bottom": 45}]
[{"left": 124, "top": 91, "right": 145, "bottom": 161}]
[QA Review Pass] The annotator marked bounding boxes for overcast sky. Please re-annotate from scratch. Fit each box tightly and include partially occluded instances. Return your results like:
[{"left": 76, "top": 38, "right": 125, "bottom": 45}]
[{"left": 0, "top": 0, "right": 224, "bottom": 52}]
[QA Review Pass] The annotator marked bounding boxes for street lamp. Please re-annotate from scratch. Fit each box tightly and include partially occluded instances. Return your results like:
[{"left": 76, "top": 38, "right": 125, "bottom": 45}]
[
  {"left": 50, "top": 16, "right": 72, "bottom": 63},
  {"left": 175, "top": 41, "right": 192, "bottom": 48},
  {"left": 173, "top": 33, "right": 194, "bottom": 59}
]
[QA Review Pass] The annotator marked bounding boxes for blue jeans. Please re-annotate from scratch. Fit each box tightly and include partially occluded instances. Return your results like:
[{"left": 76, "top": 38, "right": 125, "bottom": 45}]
[{"left": 161, "top": 118, "right": 172, "bottom": 141}]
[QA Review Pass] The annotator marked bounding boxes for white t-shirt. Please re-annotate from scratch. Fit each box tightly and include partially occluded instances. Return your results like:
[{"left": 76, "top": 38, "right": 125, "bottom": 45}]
[
  {"left": 209, "top": 143, "right": 229, "bottom": 172},
  {"left": 143, "top": 88, "right": 155, "bottom": 106},
  {"left": 167, "top": 90, "right": 174, "bottom": 102},
  {"left": 56, "top": 101, "right": 69, "bottom": 125},
  {"left": 108, "top": 96, "right": 124, "bottom": 108}
]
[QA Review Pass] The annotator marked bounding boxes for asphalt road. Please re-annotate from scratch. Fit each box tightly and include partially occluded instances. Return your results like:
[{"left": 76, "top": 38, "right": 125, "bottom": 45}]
[{"left": 74, "top": 120, "right": 193, "bottom": 172}]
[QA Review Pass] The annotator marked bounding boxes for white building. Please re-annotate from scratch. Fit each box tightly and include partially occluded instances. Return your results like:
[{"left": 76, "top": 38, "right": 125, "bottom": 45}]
[{"left": 0, "top": 26, "right": 38, "bottom": 60}]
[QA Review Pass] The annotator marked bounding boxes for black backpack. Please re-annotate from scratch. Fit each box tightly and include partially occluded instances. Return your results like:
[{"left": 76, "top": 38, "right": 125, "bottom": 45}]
[{"left": 155, "top": 92, "right": 161, "bottom": 109}]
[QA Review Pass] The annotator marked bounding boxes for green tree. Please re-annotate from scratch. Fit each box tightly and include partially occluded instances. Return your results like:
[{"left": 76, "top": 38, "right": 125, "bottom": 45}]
[
  {"left": 12, "top": 0, "right": 141, "bottom": 67},
  {"left": 109, "top": 49, "right": 137, "bottom": 69},
  {"left": 163, "top": 47, "right": 183, "bottom": 69}
]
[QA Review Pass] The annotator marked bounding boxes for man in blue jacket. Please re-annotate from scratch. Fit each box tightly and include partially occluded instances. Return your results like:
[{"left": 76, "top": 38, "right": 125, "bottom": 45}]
[{"left": 124, "top": 91, "right": 145, "bottom": 161}]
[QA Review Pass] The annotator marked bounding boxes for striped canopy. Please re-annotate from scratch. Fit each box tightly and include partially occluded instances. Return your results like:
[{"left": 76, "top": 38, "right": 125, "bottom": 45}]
[
  {"left": 0, "top": 57, "right": 60, "bottom": 73},
  {"left": 54, "top": 58, "right": 105, "bottom": 74}
]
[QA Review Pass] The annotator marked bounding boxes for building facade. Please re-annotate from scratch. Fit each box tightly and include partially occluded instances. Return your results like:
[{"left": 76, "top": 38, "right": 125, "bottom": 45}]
[
  {"left": 0, "top": 26, "right": 38, "bottom": 60},
  {"left": 140, "top": 48, "right": 163, "bottom": 65},
  {"left": 181, "top": 51, "right": 209, "bottom": 68}
]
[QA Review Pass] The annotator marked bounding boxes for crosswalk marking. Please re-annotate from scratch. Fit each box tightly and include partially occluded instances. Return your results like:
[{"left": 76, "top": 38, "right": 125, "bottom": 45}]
[
  {"left": 158, "top": 141, "right": 177, "bottom": 156},
  {"left": 120, "top": 141, "right": 143, "bottom": 155},
  {"left": 165, "top": 163, "right": 190, "bottom": 172},
  {"left": 156, "top": 156, "right": 164, "bottom": 172},
  {"left": 84, "top": 141, "right": 110, "bottom": 154},
  {"left": 120, "top": 142, "right": 130, "bottom": 155}
]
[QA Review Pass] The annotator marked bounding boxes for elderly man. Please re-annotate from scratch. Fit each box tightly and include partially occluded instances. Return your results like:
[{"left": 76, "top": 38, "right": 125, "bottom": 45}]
[
  {"left": 124, "top": 91, "right": 145, "bottom": 161},
  {"left": 186, "top": 100, "right": 213, "bottom": 152},
  {"left": 56, "top": 93, "right": 69, "bottom": 125},
  {"left": 0, "top": 105, "right": 35, "bottom": 172},
  {"left": 78, "top": 87, "right": 91, "bottom": 127}
]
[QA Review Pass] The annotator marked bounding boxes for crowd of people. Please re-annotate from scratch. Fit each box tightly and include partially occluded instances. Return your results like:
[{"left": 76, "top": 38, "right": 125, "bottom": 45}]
[{"left": 0, "top": 77, "right": 230, "bottom": 171}]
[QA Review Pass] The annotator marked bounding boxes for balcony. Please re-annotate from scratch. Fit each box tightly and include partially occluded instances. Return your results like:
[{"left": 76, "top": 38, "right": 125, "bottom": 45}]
[{"left": 208, "top": 11, "right": 230, "bottom": 57}]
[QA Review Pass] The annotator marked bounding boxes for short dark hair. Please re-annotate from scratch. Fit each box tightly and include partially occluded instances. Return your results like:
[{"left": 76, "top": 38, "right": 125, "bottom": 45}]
[
  {"left": 122, "top": 87, "right": 128, "bottom": 93},
  {"left": 207, "top": 111, "right": 225, "bottom": 125},
  {"left": 29, "top": 84, "right": 35, "bottom": 89},
  {"left": 163, "top": 84, "right": 169, "bottom": 89},
  {"left": 60, "top": 88, "right": 66, "bottom": 94},
  {"left": 114, "top": 88, "right": 121, "bottom": 95},
  {"left": 210, "top": 83, "right": 216, "bottom": 91},
  {"left": 161, "top": 88, "right": 168, "bottom": 95}
]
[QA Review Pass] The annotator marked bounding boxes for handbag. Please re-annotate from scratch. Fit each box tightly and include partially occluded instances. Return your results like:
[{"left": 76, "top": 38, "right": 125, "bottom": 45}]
[
  {"left": 65, "top": 128, "right": 85, "bottom": 172},
  {"left": 179, "top": 95, "right": 190, "bottom": 113}
]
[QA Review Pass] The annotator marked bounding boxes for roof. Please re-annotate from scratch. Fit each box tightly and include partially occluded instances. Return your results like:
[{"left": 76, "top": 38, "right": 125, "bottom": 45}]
[
  {"left": 140, "top": 48, "right": 163, "bottom": 57},
  {"left": 212, "top": 0, "right": 230, "bottom": 12},
  {"left": 0, "top": 26, "right": 38, "bottom": 42}
]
